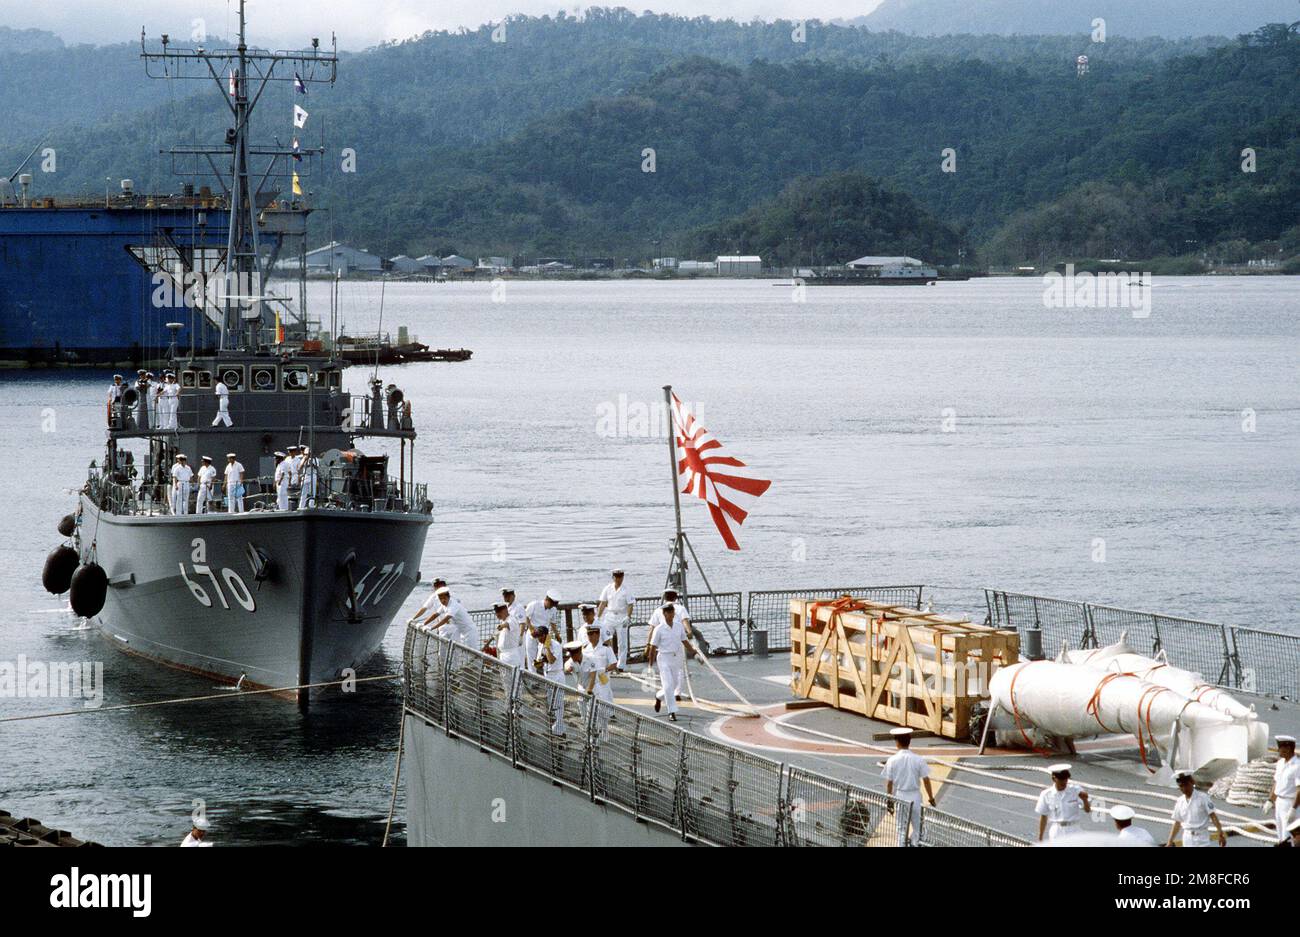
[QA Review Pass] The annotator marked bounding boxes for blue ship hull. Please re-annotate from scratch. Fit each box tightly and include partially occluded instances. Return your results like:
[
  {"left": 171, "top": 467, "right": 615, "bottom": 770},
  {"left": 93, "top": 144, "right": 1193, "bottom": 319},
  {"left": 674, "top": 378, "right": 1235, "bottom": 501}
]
[{"left": 0, "top": 204, "right": 230, "bottom": 366}]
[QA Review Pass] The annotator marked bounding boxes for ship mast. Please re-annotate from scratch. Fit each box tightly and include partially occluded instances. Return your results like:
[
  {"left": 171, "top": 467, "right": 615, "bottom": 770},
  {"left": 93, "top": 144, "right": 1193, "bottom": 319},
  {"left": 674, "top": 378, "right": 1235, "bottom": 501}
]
[{"left": 141, "top": 0, "right": 337, "bottom": 353}]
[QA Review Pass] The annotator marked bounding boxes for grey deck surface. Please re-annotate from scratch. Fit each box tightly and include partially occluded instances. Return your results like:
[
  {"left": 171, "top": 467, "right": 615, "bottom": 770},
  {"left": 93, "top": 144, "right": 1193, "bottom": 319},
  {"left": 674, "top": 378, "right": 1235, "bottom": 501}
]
[{"left": 606, "top": 652, "right": 1300, "bottom": 846}]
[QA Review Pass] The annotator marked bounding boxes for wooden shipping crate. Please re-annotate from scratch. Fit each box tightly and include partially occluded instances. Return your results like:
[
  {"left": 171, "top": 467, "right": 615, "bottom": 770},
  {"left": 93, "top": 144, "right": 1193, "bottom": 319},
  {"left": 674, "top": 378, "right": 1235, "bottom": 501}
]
[{"left": 789, "top": 597, "right": 1019, "bottom": 739}]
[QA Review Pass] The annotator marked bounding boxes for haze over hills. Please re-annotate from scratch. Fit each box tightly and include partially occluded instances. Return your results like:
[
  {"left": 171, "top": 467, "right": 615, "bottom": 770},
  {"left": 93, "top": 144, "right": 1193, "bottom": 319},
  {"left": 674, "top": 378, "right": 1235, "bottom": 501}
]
[
  {"left": 853, "top": 0, "right": 1300, "bottom": 39},
  {"left": 2, "top": 10, "right": 1298, "bottom": 267}
]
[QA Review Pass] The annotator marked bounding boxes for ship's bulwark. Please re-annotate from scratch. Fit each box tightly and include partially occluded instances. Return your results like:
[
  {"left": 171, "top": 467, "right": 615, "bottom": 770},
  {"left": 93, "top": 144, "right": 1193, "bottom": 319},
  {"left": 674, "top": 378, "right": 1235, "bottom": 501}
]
[{"left": 79, "top": 497, "right": 430, "bottom": 699}]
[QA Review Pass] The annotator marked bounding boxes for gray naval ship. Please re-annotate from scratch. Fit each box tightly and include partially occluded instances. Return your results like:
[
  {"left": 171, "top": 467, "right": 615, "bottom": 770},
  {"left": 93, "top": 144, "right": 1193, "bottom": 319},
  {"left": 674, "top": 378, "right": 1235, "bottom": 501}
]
[{"left": 40, "top": 4, "right": 433, "bottom": 704}]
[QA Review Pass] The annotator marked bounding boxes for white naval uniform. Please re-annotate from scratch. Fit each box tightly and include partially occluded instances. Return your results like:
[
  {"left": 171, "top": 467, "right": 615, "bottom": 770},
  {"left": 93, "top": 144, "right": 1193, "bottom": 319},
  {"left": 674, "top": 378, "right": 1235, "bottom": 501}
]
[
  {"left": 523, "top": 599, "right": 556, "bottom": 668},
  {"left": 212, "top": 381, "right": 232, "bottom": 427},
  {"left": 161, "top": 381, "right": 180, "bottom": 429},
  {"left": 224, "top": 460, "right": 245, "bottom": 513},
  {"left": 431, "top": 596, "right": 476, "bottom": 647},
  {"left": 882, "top": 748, "right": 929, "bottom": 846},
  {"left": 1035, "top": 782, "right": 1088, "bottom": 840},
  {"left": 107, "top": 382, "right": 124, "bottom": 425},
  {"left": 169, "top": 462, "right": 193, "bottom": 515},
  {"left": 1273, "top": 755, "right": 1300, "bottom": 843},
  {"left": 195, "top": 464, "right": 217, "bottom": 514},
  {"left": 578, "top": 641, "right": 617, "bottom": 737},
  {"left": 274, "top": 459, "right": 290, "bottom": 510},
  {"left": 649, "top": 602, "right": 691, "bottom": 701},
  {"left": 1172, "top": 789, "right": 1218, "bottom": 847},
  {"left": 150, "top": 381, "right": 164, "bottom": 428},
  {"left": 1117, "top": 825, "right": 1157, "bottom": 846},
  {"left": 599, "top": 581, "right": 634, "bottom": 668},
  {"left": 179, "top": 833, "right": 212, "bottom": 847},
  {"left": 649, "top": 619, "right": 688, "bottom": 715},
  {"left": 534, "top": 634, "right": 567, "bottom": 736},
  {"left": 495, "top": 614, "right": 526, "bottom": 667}
]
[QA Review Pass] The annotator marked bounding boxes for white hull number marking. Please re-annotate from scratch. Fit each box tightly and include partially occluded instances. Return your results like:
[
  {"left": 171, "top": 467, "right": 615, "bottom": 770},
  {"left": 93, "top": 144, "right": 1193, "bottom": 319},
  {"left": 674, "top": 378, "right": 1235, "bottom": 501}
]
[{"left": 181, "top": 538, "right": 257, "bottom": 612}]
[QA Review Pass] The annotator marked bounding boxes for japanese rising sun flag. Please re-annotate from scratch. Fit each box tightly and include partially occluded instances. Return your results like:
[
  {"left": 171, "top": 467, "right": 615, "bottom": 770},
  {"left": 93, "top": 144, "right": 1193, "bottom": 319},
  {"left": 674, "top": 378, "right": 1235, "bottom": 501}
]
[{"left": 671, "top": 392, "right": 771, "bottom": 551}]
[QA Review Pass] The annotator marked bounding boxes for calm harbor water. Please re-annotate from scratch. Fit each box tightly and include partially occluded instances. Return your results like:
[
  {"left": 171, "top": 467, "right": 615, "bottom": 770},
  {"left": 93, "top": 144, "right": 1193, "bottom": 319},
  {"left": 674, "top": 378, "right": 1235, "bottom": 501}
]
[{"left": 2, "top": 276, "right": 1298, "bottom": 845}]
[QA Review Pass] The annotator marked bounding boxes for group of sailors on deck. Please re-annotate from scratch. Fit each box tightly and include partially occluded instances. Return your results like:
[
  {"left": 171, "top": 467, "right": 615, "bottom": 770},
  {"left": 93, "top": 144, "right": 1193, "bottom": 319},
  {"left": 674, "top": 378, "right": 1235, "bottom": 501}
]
[
  {"left": 409, "top": 570, "right": 702, "bottom": 730},
  {"left": 107, "top": 371, "right": 181, "bottom": 430},
  {"left": 166, "top": 445, "right": 318, "bottom": 514}
]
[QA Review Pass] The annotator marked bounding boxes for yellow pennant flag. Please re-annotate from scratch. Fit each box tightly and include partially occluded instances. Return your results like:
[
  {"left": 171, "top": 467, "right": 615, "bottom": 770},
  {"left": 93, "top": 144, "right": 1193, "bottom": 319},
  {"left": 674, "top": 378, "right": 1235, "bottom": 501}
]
[{"left": 292, "top": 171, "right": 303, "bottom": 197}]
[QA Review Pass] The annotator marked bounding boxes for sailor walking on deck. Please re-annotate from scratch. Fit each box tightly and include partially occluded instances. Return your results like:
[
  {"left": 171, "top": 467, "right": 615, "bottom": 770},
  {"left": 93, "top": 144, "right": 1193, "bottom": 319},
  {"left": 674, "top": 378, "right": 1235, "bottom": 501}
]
[
  {"left": 532, "top": 623, "right": 566, "bottom": 736},
  {"left": 298, "top": 446, "right": 319, "bottom": 509},
  {"left": 273, "top": 451, "right": 290, "bottom": 510},
  {"left": 1167, "top": 769, "right": 1226, "bottom": 847},
  {"left": 597, "top": 568, "right": 633, "bottom": 671},
  {"left": 882, "top": 727, "right": 936, "bottom": 846},
  {"left": 1269, "top": 735, "right": 1299, "bottom": 843},
  {"left": 648, "top": 590, "right": 691, "bottom": 707},
  {"left": 195, "top": 455, "right": 216, "bottom": 514},
  {"left": 1110, "top": 805, "right": 1155, "bottom": 845},
  {"left": 648, "top": 603, "right": 693, "bottom": 722},
  {"left": 223, "top": 453, "right": 245, "bottom": 513},
  {"left": 169, "top": 453, "right": 192, "bottom": 515},
  {"left": 1035, "top": 764, "right": 1091, "bottom": 842},
  {"left": 212, "top": 377, "right": 232, "bottom": 427}
]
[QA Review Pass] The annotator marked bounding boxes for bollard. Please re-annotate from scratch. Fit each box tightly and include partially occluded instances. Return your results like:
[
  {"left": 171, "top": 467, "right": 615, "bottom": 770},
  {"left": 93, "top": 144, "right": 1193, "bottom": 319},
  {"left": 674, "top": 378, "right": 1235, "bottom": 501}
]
[
  {"left": 1024, "top": 627, "right": 1044, "bottom": 661},
  {"left": 752, "top": 628, "right": 769, "bottom": 659}
]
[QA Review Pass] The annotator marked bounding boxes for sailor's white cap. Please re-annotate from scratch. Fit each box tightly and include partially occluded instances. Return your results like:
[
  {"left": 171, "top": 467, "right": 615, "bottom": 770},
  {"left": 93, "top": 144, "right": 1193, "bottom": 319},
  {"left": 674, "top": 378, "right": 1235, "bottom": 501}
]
[
  {"left": 226, "top": 452, "right": 237, "bottom": 458},
  {"left": 175, "top": 453, "right": 186, "bottom": 459},
  {"left": 200, "top": 455, "right": 212, "bottom": 462},
  {"left": 1110, "top": 805, "right": 1135, "bottom": 821},
  {"left": 612, "top": 568, "right": 624, "bottom": 575},
  {"left": 1175, "top": 768, "right": 1195, "bottom": 781},
  {"left": 435, "top": 586, "right": 450, "bottom": 596},
  {"left": 563, "top": 640, "right": 583, "bottom": 650},
  {"left": 579, "top": 603, "right": 596, "bottom": 613},
  {"left": 584, "top": 619, "right": 602, "bottom": 630},
  {"left": 1049, "top": 763, "right": 1072, "bottom": 775},
  {"left": 1276, "top": 734, "right": 1296, "bottom": 744},
  {"left": 889, "top": 727, "right": 913, "bottom": 737},
  {"left": 492, "top": 602, "right": 509, "bottom": 611},
  {"left": 274, "top": 451, "right": 287, "bottom": 458},
  {"left": 501, "top": 587, "right": 515, "bottom": 595},
  {"left": 113, "top": 374, "right": 123, "bottom": 379},
  {"left": 545, "top": 589, "right": 561, "bottom": 602},
  {"left": 662, "top": 588, "right": 678, "bottom": 597},
  {"left": 192, "top": 817, "right": 211, "bottom": 831},
  {"left": 287, "top": 444, "right": 301, "bottom": 451}
]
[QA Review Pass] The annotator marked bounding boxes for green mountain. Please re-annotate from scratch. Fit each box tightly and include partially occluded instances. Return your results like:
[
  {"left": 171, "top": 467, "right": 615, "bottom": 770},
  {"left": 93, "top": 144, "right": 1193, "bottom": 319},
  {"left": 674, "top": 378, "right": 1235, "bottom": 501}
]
[{"left": 856, "top": 0, "right": 1300, "bottom": 39}]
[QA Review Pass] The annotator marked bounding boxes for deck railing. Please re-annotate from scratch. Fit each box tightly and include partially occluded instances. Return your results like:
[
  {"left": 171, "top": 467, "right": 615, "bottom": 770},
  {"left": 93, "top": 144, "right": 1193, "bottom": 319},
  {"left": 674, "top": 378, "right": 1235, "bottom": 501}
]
[{"left": 403, "top": 628, "right": 1027, "bottom": 847}]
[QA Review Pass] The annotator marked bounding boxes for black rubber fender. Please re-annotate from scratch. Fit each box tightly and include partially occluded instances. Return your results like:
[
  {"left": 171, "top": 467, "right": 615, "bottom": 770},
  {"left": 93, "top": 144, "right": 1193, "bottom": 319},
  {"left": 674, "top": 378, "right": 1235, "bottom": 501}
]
[
  {"left": 42, "top": 545, "right": 80, "bottom": 595},
  {"left": 57, "top": 513, "right": 76, "bottom": 537},
  {"left": 69, "top": 563, "right": 109, "bottom": 618}
]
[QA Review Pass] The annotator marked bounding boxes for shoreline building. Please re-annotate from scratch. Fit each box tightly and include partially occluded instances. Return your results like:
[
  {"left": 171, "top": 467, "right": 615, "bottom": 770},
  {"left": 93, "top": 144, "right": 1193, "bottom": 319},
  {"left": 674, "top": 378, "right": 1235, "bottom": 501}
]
[{"left": 716, "top": 255, "right": 763, "bottom": 276}]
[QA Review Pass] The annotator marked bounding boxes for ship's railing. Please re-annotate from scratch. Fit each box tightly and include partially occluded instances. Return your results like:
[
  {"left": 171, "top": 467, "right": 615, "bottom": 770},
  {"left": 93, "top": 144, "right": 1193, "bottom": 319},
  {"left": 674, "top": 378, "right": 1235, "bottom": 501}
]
[
  {"left": 404, "top": 629, "right": 1028, "bottom": 847},
  {"left": 986, "top": 589, "right": 1300, "bottom": 700},
  {"left": 916, "top": 805, "right": 1033, "bottom": 848},
  {"left": 84, "top": 464, "right": 429, "bottom": 518},
  {"left": 110, "top": 391, "right": 416, "bottom": 440},
  {"left": 744, "top": 585, "right": 927, "bottom": 653}
]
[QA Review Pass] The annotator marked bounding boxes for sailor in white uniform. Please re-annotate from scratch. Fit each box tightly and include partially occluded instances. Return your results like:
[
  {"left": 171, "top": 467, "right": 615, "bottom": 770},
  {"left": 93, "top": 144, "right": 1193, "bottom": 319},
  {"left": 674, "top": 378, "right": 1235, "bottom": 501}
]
[
  {"left": 1269, "top": 734, "right": 1299, "bottom": 843},
  {"left": 286, "top": 444, "right": 302, "bottom": 490},
  {"left": 1035, "top": 764, "right": 1091, "bottom": 842},
  {"left": 524, "top": 590, "right": 560, "bottom": 669},
  {"left": 1167, "top": 769, "right": 1226, "bottom": 847},
  {"left": 169, "top": 453, "right": 193, "bottom": 515},
  {"left": 180, "top": 816, "right": 212, "bottom": 847},
  {"left": 161, "top": 371, "right": 180, "bottom": 429},
  {"left": 421, "top": 586, "right": 477, "bottom": 646},
  {"left": 647, "top": 590, "right": 693, "bottom": 705},
  {"left": 648, "top": 603, "right": 693, "bottom": 722},
  {"left": 577, "top": 620, "right": 618, "bottom": 737},
  {"left": 881, "top": 726, "right": 937, "bottom": 846},
  {"left": 150, "top": 373, "right": 164, "bottom": 429},
  {"left": 494, "top": 601, "right": 525, "bottom": 665},
  {"left": 597, "top": 568, "right": 634, "bottom": 671},
  {"left": 212, "top": 378, "right": 232, "bottom": 426},
  {"left": 272, "top": 451, "right": 290, "bottom": 510},
  {"left": 223, "top": 452, "right": 245, "bottom": 513},
  {"left": 194, "top": 456, "right": 217, "bottom": 514},
  {"left": 531, "top": 624, "right": 567, "bottom": 736},
  {"left": 298, "top": 446, "right": 319, "bottom": 509},
  {"left": 1110, "top": 805, "right": 1155, "bottom": 845},
  {"left": 107, "top": 374, "right": 125, "bottom": 427}
]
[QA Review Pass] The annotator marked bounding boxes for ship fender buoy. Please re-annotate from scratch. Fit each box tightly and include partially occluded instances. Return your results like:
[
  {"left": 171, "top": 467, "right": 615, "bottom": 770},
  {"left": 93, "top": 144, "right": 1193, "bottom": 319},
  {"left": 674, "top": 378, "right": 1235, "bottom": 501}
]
[
  {"left": 42, "top": 545, "right": 81, "bottom": 595},
  {"left": 68, "top": 563, "right": 109, "bottom": 618},
  {"left": 57, "top": 513, "right": 77, "bottom": 537}
]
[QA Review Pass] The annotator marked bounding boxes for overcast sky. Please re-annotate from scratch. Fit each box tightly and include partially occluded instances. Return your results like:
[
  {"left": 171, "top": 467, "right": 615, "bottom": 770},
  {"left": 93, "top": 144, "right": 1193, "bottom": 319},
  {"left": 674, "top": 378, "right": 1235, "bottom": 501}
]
[{"left": 0, "top": 0, "right": 886, "bottom": 49}]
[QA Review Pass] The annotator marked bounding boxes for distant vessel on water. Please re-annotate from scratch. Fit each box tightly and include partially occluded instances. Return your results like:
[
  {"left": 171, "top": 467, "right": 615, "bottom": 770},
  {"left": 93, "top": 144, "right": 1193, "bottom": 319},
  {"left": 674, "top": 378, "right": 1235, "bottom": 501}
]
[{"left": 40, "top": 2, "right": 433, "bottom": 705}]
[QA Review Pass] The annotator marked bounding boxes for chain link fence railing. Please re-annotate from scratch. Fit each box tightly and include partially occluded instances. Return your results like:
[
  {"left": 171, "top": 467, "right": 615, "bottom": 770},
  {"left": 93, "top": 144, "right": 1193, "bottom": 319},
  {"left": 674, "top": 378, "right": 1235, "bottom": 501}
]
[
  {"left": 406, "top": 628, "right": 1021, "bottom": 846},
  {"left": 746, "top": 585, "right": 926, "bottom": 653},
  {"left": 986, "top": 589, "right": 1296, "bottom": 700},
  {"left": 918, "top": 805, "right": 1031, "bottom": 847}
]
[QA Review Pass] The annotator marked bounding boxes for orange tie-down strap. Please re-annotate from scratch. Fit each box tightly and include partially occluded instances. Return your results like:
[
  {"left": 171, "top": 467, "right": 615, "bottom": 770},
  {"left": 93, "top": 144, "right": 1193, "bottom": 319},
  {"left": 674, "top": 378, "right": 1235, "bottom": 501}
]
[{"left": 1083, "top": 669, "right": 1171, "bottom": 773}]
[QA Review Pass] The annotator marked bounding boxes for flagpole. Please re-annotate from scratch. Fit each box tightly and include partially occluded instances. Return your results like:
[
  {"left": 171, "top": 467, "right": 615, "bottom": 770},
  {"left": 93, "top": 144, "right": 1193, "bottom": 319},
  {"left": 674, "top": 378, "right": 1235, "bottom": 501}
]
[{"left": 663, "top": 384, "right": 684, "bottom": 541}]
